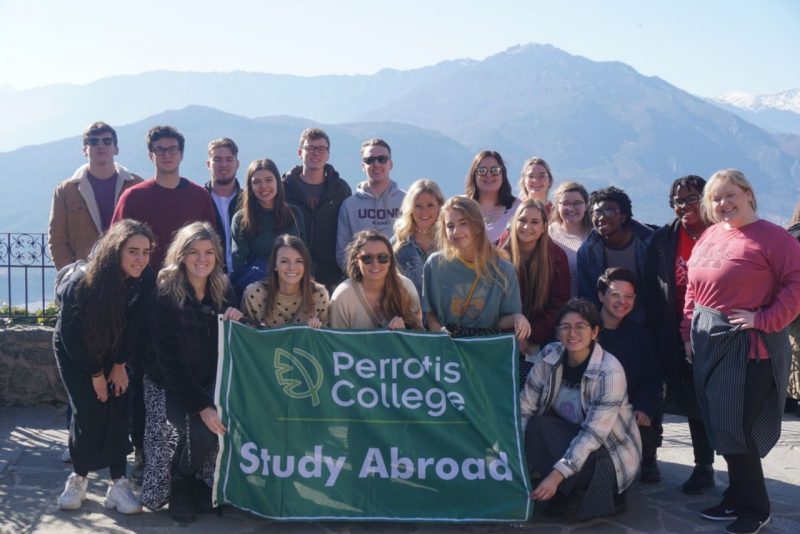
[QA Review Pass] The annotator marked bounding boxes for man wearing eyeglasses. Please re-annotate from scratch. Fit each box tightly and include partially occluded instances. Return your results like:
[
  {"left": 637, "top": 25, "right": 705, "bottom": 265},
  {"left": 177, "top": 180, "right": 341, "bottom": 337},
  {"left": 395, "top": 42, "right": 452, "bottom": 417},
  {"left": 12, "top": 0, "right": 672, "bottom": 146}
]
[
  {"left": 283, "top": 128, "right": 352, "bottom": 291},
  {"left": 48, "top": 121, "right": 143, "bottom": 270},
  {"left": 596, "top": 267, "right": 663, "bottom": 484},
  {"left": 576, "top": 186, "right": 654, "bottom": 325},
  {"left": 335, "top": 138, "right": 405, "bottom": 270},
  {"left": 112, "top": 125, "right": 218, "bottom": 271}
]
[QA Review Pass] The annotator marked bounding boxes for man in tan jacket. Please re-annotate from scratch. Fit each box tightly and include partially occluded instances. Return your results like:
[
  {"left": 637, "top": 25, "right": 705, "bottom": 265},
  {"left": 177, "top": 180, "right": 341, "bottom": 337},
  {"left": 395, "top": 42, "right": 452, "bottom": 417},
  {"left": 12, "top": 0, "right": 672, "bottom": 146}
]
[{"left": 48, "top": 121, "right": 143, "bottom": 270}]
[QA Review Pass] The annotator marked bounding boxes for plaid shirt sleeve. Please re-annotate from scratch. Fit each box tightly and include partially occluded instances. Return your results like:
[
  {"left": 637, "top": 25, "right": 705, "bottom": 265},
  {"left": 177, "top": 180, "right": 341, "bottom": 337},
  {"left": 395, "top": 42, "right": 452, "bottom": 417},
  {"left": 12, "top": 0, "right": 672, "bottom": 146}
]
[{"left": 553, "top": 355, "right": 629, "bottom": 480}]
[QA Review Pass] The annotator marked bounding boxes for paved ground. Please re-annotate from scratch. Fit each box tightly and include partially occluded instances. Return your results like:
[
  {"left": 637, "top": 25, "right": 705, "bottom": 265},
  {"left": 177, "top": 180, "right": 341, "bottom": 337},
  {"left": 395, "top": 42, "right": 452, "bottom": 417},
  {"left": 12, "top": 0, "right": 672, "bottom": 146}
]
[{"left": 1, "top": 406, "right": 799, "bottom": 533}]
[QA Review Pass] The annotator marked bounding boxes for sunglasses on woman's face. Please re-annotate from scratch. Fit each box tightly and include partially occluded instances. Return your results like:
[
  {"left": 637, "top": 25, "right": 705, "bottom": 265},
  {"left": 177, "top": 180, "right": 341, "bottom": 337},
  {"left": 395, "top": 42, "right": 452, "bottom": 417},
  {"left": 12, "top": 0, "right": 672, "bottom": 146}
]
[{"left": 359, "top": 253, "right": 391, "bottom": 265}]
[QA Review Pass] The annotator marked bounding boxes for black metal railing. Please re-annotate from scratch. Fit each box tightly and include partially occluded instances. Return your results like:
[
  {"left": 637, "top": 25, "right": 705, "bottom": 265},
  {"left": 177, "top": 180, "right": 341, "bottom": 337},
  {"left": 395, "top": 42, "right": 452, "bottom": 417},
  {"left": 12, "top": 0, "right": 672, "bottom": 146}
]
[{"left": 0, "top": 232, "right": 56, "bottom": 322}]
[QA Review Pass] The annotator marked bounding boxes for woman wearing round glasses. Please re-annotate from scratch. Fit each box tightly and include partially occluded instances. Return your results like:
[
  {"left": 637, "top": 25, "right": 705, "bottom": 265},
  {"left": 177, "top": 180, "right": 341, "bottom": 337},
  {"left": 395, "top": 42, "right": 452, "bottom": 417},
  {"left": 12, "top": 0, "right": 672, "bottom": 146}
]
[
  {"left": 423, "top": 196, "right": 529, "bottom": 340},
  {"left": 464, "top": 150, "right": 521, "bottom": 244},
  {"left": 330, "top": 230, "right": 422, "bottom": 330},
  {"left": 548, "top": 181, "right": 593, "bottom": 296},
  {"left": 518, "top": 157, "right": 554, "bottom": 213},
  {"left": 521, "top": 298, "right": 640, "bottom": 519},
  {"left": 681, "top": 169, "right": 800, "bottom": 533}
]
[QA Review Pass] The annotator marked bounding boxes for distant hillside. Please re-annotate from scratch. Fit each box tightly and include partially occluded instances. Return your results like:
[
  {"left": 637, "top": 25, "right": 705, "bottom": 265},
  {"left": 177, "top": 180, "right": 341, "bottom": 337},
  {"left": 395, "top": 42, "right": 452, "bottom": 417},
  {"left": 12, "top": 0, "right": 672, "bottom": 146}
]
[
  {"left": 1, "top": 43, "right": 798, "bottom": 228},
  {"left": 0, "top": 106, "right": 472, "bottom": 232},
  {"left": 709, "top": 91, "right": 800, "bottom": 136}
]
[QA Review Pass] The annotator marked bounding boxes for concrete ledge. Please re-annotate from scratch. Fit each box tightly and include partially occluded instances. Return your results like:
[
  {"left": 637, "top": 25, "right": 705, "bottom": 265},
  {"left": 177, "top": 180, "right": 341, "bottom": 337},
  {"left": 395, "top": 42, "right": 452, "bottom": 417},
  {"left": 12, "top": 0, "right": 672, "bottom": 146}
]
[{"left": 0, "top": 326, "right": 67, "bottom": 407}]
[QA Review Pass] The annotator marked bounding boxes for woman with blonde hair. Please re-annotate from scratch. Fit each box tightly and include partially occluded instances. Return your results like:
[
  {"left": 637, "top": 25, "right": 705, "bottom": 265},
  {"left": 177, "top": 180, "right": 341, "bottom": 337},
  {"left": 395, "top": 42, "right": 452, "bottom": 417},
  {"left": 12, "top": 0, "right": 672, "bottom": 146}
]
[
  {"left": 506, "top": 199, "right": 570, "bottom": 355},
  {"left": 548, "top": 181, "right": 592, "bottom": 296},
  {"left": 682, "top": 169, "right": 800, "bottom": 533},
  {"left": 242, "top": 234, "right": 329, "bottom": 328},
  {"left": 464, "top": 150, "right": 521, "bottom": 244},
  {"left": 330, "top": 230, "right": 422, "bottom": 330},
  {"left": 142, "top": 222, "right": 242, "bottom": 522},
  {"left": 54, "top": 219, "right": 155, "bottom": 514},
  {"left": 518, "top": 157, "right": 555, "bottom": 213},
  {"left": 392, "top": 179, "right": 444, "bottom": 298},
  {"left": 423, "top": 196, "right": 530, "bottom": 339}
]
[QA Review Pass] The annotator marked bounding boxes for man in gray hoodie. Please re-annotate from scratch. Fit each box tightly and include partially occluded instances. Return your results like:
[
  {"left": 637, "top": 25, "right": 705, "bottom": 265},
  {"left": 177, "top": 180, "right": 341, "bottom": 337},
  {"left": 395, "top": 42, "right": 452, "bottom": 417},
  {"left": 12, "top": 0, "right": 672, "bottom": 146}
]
[{"left": 335, "top": 138, "right": 406, "bottom": 270}]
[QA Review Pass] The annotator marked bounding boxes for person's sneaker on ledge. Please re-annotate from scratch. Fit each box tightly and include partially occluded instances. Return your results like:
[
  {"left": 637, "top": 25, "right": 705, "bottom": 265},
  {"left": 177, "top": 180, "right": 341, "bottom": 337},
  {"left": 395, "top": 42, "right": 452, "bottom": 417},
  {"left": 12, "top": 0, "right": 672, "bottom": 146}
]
[
  {"left": 725, "top": 515, "right": 770, "bottom": 534},
  {"left": 700, "top": 501, "right": 737, "bottom": 521},
  {"left": 683, "top": 463, "right": 715, "bottom": 494}
]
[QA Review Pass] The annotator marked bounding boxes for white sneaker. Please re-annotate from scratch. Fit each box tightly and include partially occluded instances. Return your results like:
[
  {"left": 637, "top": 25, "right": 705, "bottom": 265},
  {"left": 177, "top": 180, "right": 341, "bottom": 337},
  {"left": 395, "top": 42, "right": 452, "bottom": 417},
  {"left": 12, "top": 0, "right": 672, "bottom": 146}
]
[
  {"left": 104, "top": 477, "right": 143, "bottom": 514},
  {"left": 58, "top": 473, "right": 87, "bottom": 510},
  {"left": 60, "top": 448, "right": 72, "bottom": 463}
]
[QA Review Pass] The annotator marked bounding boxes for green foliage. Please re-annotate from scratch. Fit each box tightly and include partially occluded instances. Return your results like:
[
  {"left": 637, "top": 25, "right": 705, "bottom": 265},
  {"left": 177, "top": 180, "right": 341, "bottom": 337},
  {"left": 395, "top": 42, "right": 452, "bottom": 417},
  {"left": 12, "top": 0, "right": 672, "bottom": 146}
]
[{"left": 0, "top": 302, "right": 58, "bottom": 327}]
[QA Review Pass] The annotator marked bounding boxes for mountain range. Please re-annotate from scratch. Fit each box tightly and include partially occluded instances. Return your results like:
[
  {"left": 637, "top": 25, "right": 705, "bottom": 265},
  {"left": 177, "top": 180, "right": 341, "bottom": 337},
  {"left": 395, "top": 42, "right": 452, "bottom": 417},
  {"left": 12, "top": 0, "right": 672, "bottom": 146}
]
[
  {"left": 1, "top": 43, "right": 798, "bottom": 235},
  {"left": 711, "top": 89, "right": 800, "bottom": 136}
]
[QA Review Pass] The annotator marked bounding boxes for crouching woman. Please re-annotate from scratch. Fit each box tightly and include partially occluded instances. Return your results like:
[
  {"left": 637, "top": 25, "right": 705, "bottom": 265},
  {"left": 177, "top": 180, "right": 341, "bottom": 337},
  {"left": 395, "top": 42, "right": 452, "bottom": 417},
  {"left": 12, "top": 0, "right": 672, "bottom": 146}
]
[
  {"left": 521, "top": 298, "right": 641, "bottom": 519},
  {"left": 141, "top": 222, "right": 242, "bottom": 521},
  {"left": 54, "top": 219, "right": 155, "bottom": 513}
]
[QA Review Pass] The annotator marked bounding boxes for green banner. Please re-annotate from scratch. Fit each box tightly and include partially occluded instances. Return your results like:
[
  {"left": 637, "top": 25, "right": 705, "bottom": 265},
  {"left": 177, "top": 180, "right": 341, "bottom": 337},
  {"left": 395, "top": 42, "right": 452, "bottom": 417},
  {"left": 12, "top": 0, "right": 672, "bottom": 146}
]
[{"left": 213, "top": 321, "right": 531, "bottom": 522}]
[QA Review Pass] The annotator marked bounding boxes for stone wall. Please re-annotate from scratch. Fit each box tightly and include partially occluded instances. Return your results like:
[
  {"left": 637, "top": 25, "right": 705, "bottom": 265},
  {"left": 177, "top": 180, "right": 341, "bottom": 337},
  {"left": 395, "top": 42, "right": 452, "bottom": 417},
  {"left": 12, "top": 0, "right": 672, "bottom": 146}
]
[{"left": 0, "top": 326, "right": 67, "bottom": 406}]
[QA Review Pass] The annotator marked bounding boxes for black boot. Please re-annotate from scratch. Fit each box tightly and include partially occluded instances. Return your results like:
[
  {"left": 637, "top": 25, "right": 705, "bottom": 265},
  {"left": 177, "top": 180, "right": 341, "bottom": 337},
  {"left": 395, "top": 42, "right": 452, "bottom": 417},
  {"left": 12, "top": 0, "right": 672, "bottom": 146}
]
[
  {"left": 190, "top": 478, "right": 215, "bottom": 514},
  {"left": 640, "top": 455, "right": 662, "bottom": 483},
  {"left": 683, "top": 463, "right": 715, "bottom": 495},
  {"left": 169, "top": 477, "right": 196, "bottom": 523}
]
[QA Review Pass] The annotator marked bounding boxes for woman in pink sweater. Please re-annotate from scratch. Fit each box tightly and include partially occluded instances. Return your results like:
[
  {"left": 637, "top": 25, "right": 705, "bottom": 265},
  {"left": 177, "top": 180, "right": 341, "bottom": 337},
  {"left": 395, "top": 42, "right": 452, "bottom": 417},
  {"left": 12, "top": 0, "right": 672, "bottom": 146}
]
[{"left": 682, "top": 169, "right": 800, "bottom": 534}]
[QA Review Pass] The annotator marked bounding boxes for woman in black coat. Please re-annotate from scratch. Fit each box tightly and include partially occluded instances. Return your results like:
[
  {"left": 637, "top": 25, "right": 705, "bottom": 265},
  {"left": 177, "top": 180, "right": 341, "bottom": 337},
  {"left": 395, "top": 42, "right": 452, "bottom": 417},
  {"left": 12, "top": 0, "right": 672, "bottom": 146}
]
[
  {"left": 54, "top": 219, "right": 155, "bottom": 513},
  {"left": 140, "top": 222, "right": 242, "bottom": 522}
]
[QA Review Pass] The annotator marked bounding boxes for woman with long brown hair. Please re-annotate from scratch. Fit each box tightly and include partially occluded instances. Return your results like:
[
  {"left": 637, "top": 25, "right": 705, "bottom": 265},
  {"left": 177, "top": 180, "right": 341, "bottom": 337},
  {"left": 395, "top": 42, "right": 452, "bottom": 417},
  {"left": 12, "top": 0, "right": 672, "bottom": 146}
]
[
  {"left": 242, "top": 234, "right": 329, "bottom": 328},
  {"left": 464, "top": 150, "right": 521, "bottom": 244},
  {"left": 506, "top": 199, "right": 570, "bottom": 355},
  {"left": 54, "top": 219, "right": 155, "bottom": 514},
  {"left": 330, "top": 230, "right": 422, "bottom": 330},
  {"left": 230, "top": 159, "right": 304, "bottom": 294}
]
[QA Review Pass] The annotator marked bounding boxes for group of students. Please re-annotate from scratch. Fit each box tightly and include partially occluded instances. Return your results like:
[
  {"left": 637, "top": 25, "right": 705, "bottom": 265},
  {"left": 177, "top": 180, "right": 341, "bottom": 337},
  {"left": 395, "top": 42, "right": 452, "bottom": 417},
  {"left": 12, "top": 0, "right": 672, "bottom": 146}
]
[{"left": 50, "top": 123, "right": 800, "bottom": 534}]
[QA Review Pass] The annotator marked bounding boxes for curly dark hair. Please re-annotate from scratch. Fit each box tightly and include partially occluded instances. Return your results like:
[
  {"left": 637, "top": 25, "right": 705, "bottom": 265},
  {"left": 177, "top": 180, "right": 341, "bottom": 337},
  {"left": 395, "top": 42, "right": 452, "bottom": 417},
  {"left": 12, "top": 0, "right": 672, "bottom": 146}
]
[
  {"left": 588, "top": 186, "right": 633, "bottom": 220},
  {"left": 668, "top": 175, "right": 706, "bottom": 207},
  {"left": 78, "top": 219, "right": 155, "bottom": 362}
]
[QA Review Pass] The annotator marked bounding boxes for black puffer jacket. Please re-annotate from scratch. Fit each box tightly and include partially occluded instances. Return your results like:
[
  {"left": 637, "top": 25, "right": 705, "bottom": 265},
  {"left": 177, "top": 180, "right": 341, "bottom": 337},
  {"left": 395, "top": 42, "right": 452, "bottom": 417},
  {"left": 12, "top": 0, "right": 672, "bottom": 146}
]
[{"left": 146, "top": 286, "right": 235, "bottom": 414}]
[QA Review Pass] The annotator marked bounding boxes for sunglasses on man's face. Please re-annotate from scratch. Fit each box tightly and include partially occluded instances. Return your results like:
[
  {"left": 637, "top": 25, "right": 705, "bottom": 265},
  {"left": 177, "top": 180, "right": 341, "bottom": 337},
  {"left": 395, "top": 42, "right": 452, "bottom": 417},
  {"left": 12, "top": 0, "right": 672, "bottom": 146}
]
[
  {"left": 363, "top": 155, "right": 391, "bottom": 165},
  {"left": 359, "top": 253, "right": 391, "bottom": 265},
  {"left": 86, "top": 137, "right": 114, "bottom": 147}
]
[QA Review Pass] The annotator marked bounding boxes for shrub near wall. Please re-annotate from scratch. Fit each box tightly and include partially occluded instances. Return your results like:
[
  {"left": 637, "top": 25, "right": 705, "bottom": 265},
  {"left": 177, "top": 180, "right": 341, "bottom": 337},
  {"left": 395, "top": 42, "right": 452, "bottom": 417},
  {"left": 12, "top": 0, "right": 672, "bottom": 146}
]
[{"left": 0, "top": 326, "right": 66, "bottom": 406}]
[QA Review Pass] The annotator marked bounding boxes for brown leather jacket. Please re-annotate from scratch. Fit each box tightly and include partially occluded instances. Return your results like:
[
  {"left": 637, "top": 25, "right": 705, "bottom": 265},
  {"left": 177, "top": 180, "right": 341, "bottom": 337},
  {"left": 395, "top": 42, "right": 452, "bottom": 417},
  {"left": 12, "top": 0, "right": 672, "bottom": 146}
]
[{"left": 48, "top": 163, "right": 143, "bottom": 269}]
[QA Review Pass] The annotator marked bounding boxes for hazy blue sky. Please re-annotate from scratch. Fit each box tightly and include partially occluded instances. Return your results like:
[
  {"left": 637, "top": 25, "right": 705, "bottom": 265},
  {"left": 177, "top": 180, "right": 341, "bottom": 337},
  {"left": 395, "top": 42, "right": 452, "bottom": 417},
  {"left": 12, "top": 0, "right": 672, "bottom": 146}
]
[{"left": 1, "top": 0, "right": 797, "bottom": 96}]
